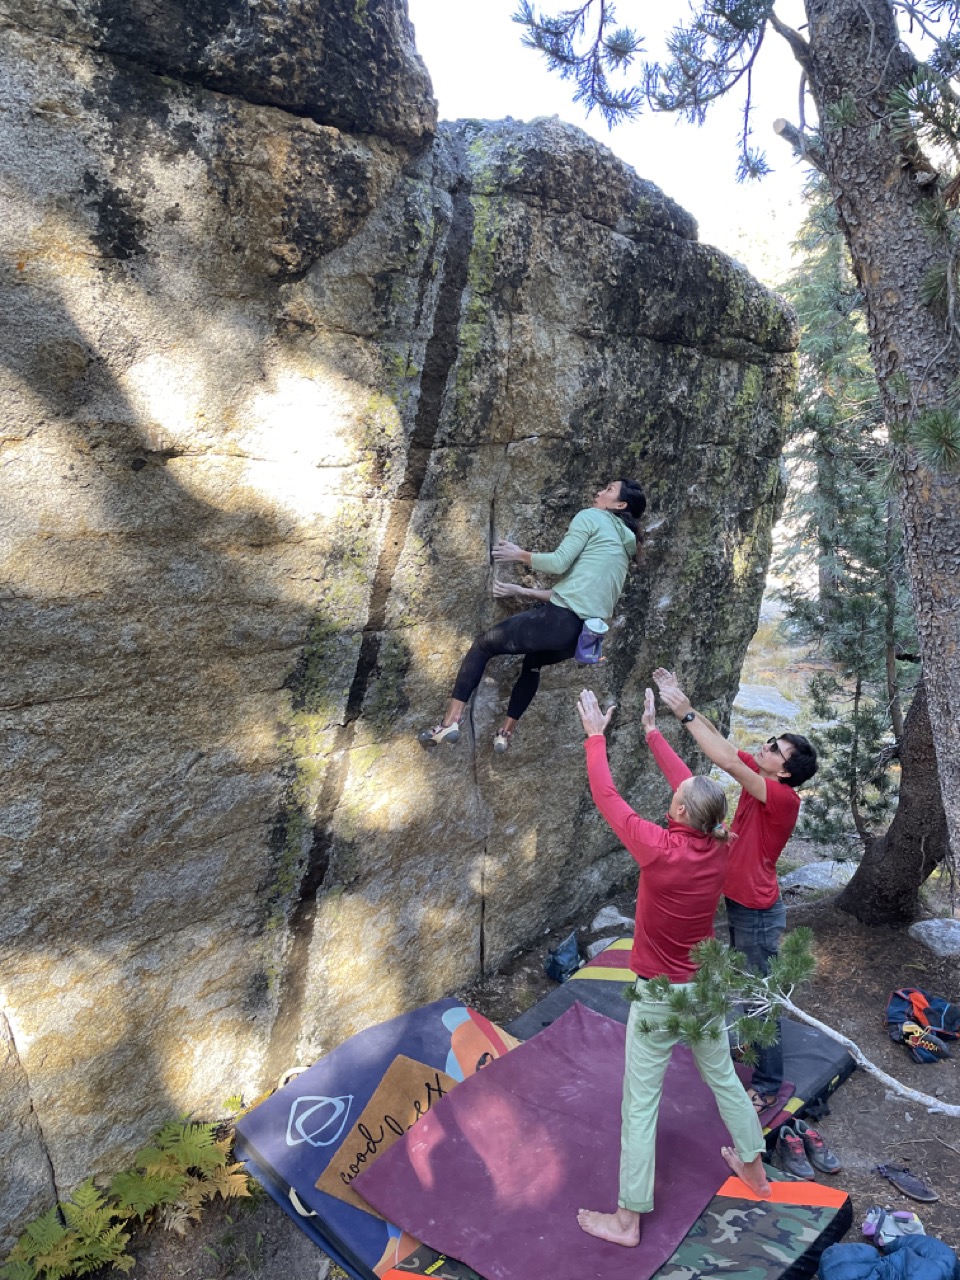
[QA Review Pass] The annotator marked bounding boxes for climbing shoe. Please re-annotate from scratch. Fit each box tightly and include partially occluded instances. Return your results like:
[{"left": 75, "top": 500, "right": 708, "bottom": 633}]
[
  {"left": 795, "top": 1119, "right": 842, "bottom": 1174},
  {"left": 418, "top": 720, "right": 460, "bottom": 748},
  {"left": 493, "top": 727, "right": 513, "bottom": 753},
  {"left": 776, "top": 1125, "right": 815, "bottom": 1180}
]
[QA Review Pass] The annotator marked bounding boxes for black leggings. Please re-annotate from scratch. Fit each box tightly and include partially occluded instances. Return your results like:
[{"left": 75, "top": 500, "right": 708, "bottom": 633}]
[{"left": 451, "top": 603, "right": 583, "bottom": 721}]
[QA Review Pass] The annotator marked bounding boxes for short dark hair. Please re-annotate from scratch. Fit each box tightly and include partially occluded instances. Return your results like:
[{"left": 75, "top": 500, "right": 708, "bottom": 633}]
[{"left": 779, "top": 733, "right": 818, "bottom": 788}]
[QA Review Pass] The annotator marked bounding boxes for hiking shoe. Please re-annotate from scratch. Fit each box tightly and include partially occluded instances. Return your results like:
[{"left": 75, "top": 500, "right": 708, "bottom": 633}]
[
  {"left": 418, "top": 720, "right": 460, "bottom": 748},
  {"left": 795, "top": 1119, "right": 842, "bottom": 1174},
  {"left": 876, "top": 1164, "right": 940, "bottom": 1203},
  {"left": 493, "top": 727, "right": 513, "bottom": 753},
  {"left": 776, "top": 1125, "right": 815, "bottom": 1180}
]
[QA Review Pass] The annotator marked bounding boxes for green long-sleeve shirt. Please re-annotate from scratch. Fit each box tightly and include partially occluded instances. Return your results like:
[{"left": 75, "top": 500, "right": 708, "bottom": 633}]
[{"left": 529, "top": 507, "right": 636, "bottom": 620}]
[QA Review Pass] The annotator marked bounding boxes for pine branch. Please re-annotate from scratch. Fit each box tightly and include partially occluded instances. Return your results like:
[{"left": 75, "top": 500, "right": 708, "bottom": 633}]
[
  {"left": 768, "top": 9, "right": 812, "bottom": 72},
  {"left": 773, "top": 117, "right": 828, "bottom": 174}
]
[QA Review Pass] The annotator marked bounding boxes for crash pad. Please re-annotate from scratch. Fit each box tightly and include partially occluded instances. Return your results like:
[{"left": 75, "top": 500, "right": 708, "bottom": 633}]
[
  {"left": 234, "top": 998, "right": 514, "bottom": 1278},
  {"left": 354, "top": 1001, "right": 769, "bottom": 1280},
  {"left": 507, "top": 937, "right": 856, "bottom": 1133}
]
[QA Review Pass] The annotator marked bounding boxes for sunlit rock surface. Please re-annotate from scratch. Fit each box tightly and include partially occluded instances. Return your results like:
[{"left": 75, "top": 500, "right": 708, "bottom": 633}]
[{"left": 0, "top": 0, "right": 796, "bottom": 1237}]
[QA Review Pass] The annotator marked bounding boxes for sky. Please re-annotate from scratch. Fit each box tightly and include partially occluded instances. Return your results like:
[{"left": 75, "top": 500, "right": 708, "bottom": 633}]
[{"left": 406, "top": 0, "right": 815, "bottom": 286}]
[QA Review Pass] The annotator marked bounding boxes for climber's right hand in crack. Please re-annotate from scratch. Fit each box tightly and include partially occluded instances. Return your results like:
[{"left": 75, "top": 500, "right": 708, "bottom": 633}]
[{"left": 492, "top": 539, "right": 530, "bottom": 564}]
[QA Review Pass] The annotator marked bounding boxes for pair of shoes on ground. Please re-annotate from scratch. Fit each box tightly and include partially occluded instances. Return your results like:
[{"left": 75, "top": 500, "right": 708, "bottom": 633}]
[
  {"left": 418, "top": 720, "right": 514, "bottom": 752},
  {"left": 875, "top": 1163, "right": 940, "bottom": 1203},
  {"left": 776, "top": 1119, "right": 842, "bottom": 1179}
]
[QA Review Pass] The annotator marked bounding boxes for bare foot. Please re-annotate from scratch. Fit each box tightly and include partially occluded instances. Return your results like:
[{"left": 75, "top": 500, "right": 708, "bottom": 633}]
[
  {"left": 721, "top": 1147, "right": 771, "bottom": 1199},
  {"left": 576, "top": 1207, "right": 641, "bottom": 1247}
]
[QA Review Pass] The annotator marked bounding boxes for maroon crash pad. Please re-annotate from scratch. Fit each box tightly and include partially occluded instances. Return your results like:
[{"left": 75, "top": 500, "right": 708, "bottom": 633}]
[{"left": 354, "top": 1002, "right": 754, "bottom": 1280}]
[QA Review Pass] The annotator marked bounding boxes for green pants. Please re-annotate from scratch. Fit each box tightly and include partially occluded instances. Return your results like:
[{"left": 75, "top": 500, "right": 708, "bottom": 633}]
[{"left": 619, "top": 977, "right": 765, "bottom": 1213}]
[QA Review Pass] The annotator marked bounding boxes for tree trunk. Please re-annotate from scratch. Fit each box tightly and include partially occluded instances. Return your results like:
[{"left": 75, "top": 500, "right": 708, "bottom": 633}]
[
  {"left": 883, "top": 498, "right": 904, "bottom": 740},
  {"left": 836, "top": 676, "right": 950, "bottom": 924},
  {"left": 801, "top": 0, "right": 960, "bottom": 867}
]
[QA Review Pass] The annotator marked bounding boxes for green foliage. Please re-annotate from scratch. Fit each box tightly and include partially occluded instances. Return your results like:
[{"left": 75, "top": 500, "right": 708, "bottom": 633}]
[
  {"left": 0, "top": 1190, "right": 134, "bottom": 1280},
  {"left": 513, "top": 1, "right": 644, "bottom": 125},
  {"left": 919, "top": 259, "right": 951, "bottom": 311},
  {"left": 823, "top": 94, "right": 858, "bottom": 128},
  {"left": 1, "top": 1123, "right": 252, "bottom": 1280},
  {"left": 801, "top": 674, "right": 900, "bottom": 843},
  {"left": 907, "top": 407, "right": 960, "bottom": 472},
  {"left": 626, "top": 931, "right": 816, "bottom": 1054},
  {"left": 775, "top": 179, "right": 918, "bottom": 842},
  {"left": 514, "top": 0, "right": 775, "bottom": 176},
  {"left": 889, "top": 66, "right": 960, "bottom": 156},
  {"left": 513, "top": 1, "right": 960, "bottom": 201}
]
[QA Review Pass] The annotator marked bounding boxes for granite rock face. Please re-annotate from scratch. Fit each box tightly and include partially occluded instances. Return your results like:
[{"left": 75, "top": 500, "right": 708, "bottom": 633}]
[{"left": 0, "top": 0, "right": 796, "bottom": 1239}]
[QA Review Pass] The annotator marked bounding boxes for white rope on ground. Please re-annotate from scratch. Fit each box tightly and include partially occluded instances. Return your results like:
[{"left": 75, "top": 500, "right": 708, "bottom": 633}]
[{"left": 781, "top": 996, "right": 960, "bottom": 1119}]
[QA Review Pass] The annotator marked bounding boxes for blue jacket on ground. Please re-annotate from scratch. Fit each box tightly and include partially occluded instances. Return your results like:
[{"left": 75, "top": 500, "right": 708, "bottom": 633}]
[{"left": 819, "top": 1235, "right": 960, "bottom": 1280}]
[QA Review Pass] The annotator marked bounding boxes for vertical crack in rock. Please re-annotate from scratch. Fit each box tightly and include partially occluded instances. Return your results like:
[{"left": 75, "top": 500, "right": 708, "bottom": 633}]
[
  {"left": 266, "top": 168, "right": 476, "bottom": 1077},
  {"left": 1, "top": 1008, "right": 61, "bottom": 1208}
]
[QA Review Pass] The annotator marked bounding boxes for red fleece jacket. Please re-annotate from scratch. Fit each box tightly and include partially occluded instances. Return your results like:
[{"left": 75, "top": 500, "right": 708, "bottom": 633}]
[{"left": 584, "top": 731, "right": 729, "bottom": 982}]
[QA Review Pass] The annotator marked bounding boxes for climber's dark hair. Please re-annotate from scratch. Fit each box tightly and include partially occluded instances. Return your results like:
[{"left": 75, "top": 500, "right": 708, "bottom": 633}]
[
  {"left": 779, "top": 733, "right": 818, "bottom": 788},
  {"left": 612, "top": 478, "right": 646, "bottom": 540}
]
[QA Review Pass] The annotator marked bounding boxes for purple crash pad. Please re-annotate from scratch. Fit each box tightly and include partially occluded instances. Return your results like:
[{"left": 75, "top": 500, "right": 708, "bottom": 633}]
[{"left": 354, "top": 1002, "right": 745, "bottom": 1280}]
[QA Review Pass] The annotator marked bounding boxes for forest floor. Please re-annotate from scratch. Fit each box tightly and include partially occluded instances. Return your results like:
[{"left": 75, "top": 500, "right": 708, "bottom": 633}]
[{"left": 125, "top": 870, "right": 960, "bottom": 1280}]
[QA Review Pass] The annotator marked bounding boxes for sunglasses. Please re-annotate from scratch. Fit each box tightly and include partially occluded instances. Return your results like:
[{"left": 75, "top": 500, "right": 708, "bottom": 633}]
[{"left": 766, "top": 737, "right": 784, "bottom": 757}]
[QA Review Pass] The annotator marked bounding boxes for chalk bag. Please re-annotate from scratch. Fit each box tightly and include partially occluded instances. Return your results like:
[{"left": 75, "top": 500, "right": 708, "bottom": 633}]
[{"left": 575, "top": 617, "right": 609, "bottom": 666}]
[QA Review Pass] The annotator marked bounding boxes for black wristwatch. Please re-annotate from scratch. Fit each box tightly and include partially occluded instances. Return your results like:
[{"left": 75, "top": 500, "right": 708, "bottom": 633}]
[{"left": 680, "top": 711, "right": 696, "bottom": 724}]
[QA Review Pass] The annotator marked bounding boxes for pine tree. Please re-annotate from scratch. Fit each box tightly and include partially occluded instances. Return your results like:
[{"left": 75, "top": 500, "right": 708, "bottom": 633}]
[{"left": 775, "top": 183, "right": 917, "bottom": 844}]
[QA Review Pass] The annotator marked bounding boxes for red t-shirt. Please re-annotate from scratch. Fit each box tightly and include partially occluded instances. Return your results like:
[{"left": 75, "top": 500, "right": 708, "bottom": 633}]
[
  {"left": 722, "top": 750, "right": 801, "bottom": 909},
  {"left": 584, "top": 732, "right": 730, "bottom": 983}
]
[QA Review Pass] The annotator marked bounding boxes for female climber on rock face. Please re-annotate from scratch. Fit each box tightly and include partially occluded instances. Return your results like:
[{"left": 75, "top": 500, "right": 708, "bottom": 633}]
[{"left": 418, "top": 477, "right": 645, "bottom": 753}]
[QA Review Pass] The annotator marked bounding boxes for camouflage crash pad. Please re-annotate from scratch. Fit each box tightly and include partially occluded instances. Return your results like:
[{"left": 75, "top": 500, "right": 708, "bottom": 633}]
[{"left": 654, "top": 1171, "right": 852, "bottom": 1279}]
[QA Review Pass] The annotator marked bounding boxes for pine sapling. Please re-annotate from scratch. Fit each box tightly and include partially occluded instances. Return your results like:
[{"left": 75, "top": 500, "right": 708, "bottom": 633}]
[{"left": 628, "top": 928, "right": 960, "bottom": 1117}]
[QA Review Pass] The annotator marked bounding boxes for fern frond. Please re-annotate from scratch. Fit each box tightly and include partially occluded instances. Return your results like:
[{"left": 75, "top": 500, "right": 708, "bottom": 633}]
[
  {"left": 160, "top": 1195, "right": 205, "bottom": 1235},
  {"left": 21, "top": 1210, "right": 69, "bottom": 1254},
  {"left": 71, "top": 1220, "right": 131, "bottom": 1275},
  {"left": 159, "top": 1203, "right": 195, "bottom": 1237},
  {"left": 132, "top": 1145, "right": 174, "bottom": 1175},
  {"left": 61, "top": 1181, "right": 114, "bottom": 1238},
  {"left": 175, "top": 1180, "right": 207, "bottom": 1215},
  {"left": 0, "top": 1261, "right": 36, "bottom": 1280},
  {"left": 109, "top": 1170, "right": 186, "bottom": 1217},
  {"left": 158, "top": 1123, "right": 221, "bottom": 1175},
  {"left": 202, "top": 1164, "right": 252, "bottom": 1202}
]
